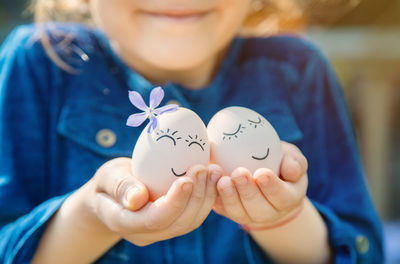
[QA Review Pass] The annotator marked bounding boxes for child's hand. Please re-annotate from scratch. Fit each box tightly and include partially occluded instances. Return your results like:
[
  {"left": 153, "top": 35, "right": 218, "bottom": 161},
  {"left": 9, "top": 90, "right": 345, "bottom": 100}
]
[
  {"left": 212, "top": 141, "right": 308, "bottom": 229},
  {"left": 88, "top": 158, "right": 222, "bottom": 246}
]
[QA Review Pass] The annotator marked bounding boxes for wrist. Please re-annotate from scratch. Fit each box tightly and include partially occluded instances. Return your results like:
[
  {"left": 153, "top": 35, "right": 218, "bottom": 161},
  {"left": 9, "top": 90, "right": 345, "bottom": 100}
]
[
  {"left": 32, "top": 183, "right": 121, "bottom": 263},
  {"left": 68, "top": 182, "right": 120, "bottom": 240}
]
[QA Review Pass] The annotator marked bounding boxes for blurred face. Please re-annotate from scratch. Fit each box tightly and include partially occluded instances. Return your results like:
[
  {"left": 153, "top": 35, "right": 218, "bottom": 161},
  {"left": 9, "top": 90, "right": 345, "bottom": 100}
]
[{"left": 89, "top": 0, "right": 251, "bottom": 83}]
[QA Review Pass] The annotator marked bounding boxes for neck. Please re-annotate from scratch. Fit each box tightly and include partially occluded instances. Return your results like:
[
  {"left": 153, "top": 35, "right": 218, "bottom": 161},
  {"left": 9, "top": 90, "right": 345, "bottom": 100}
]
[{"left": 112, "top": 43, "right": 227, "bottom": 90}]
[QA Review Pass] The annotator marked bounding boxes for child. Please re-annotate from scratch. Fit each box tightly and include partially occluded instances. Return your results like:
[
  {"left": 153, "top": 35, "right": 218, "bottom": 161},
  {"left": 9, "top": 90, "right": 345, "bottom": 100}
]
[{"left": 0, "top": 0, "right": 383, "bottom": 263}]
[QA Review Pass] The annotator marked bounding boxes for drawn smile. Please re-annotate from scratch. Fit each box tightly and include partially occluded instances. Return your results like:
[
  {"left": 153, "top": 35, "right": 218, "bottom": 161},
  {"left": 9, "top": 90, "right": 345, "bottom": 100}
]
[
  {"left": 251, "top": 147, "right": 270, "bottom": 160},
  {"left": 171, "top": 168, "right": 187, "bottom": 177}
]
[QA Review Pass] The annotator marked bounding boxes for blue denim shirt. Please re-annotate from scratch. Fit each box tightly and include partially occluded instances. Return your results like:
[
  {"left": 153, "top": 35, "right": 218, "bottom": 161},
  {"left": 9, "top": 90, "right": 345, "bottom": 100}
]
[{"left": 0, "top": 24, "right": 383, "bottom": 263}]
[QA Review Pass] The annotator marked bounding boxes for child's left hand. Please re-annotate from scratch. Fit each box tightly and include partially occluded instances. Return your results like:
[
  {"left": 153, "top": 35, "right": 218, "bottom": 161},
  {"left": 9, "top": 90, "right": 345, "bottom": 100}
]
[{"left": 213, "top": 141, "right": 308, "bottom": 229}]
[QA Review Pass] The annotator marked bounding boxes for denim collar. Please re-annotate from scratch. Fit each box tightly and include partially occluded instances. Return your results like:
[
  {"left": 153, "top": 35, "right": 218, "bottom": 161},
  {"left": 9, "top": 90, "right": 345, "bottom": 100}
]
[{"left": 93, "top": 28, "right": 244, "bottom": 103}]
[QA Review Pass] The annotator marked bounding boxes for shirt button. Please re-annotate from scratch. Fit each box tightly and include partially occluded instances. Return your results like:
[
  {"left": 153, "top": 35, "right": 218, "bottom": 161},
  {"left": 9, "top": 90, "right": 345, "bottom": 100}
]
[
  {"left": 96, "top": 129, "right": 116, "bottom": 148},
  {"left": 103, "top": 87, "right": 110, "bottom": 95},
  {"left": 356, "top": 235, "right": 369, "bottom": 254},
  {"left": 166, "top": 99, "right": 181, "bottom": 107}
]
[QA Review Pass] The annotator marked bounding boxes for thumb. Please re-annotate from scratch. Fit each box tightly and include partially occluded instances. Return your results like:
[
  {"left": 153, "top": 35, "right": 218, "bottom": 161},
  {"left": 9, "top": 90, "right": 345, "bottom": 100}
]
[
  {"left": 95, "top": 158, "right": 149, "bottom": 211},
  {"left": 119, "top": 177, "right": 149, "bottom": 211}
]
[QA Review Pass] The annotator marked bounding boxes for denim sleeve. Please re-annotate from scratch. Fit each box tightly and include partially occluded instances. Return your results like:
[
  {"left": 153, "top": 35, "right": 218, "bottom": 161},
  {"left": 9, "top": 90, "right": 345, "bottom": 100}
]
[
  {"left": 0, "top": 25, "right": 69, "bottom": 263},
  {"left": 290, "top": 49, "right": 384, "bottom": 263}
]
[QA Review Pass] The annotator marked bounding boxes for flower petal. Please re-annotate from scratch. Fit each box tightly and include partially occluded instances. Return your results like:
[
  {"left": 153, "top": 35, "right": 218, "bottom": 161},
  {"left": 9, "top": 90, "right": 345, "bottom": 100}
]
[
  {"left": 154, "top": 104, "right": 179, "bottom": 115},
  {"left": 126, "top": 112, "right": 148, "bottom": 127},
  {"left": 147, "top": 116, "right": 158, "bottom": 133},
  {"left": 149, "top": 86, "right": 164, "bottom": 108},
  {"left": 129, "top": 91, "right": 148, "bottom": 111}
]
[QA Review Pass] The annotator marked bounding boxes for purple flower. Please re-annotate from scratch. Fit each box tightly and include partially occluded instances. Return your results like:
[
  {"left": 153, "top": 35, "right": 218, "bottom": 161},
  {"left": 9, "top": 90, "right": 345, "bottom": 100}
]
[{"left": 126, "top": 86, "right": 179, "bottom": 133}]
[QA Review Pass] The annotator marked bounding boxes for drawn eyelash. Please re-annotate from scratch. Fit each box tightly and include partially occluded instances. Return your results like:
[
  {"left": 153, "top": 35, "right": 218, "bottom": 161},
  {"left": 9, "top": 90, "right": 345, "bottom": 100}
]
[
  {"left": 222, "top": 124, "right": 246, "bottom": 140},
  {"left": 156, "top": 128, "right": 181, "bottom": 146},
  {"left": 248, "top": 116, "right": 265, "bottom": 129},
  {"left": 185, "top": 134, "right": 206, "bottom": 151}
]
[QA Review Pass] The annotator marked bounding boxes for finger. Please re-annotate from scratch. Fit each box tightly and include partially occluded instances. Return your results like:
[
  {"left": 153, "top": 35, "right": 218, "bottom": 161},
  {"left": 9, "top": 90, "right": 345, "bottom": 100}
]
[
  {"left": 192, "top": 164, "right": 223, "bottom": 227},
  {"left": 254, "top": 168, "right": 307, "bottom": 211},
  {"left": 95, "top": 192, "right": 147, "bottom": 234},
  {"left": 217, "top": 176, "right": 250, "bottom": 224},
  {"left": 212, "top": 196, "right": 227, "bottom": 216},
  {"left": 280, "top": 154, "right": 304, "bottom": 182},
  {"left": 208, "top": 164, "right": 224, "bottom": 184},
  {"left": 280, "top": 142, "right": 308, "bottom": 182},
  {"left": 170, "top": 165, "right": 208, "bottom": 233},
  {"left": 144, "top": 176, "right": 194, "bottom": 231},
  {"left": 96, "top": 176, "right": 193, "bottom": 234},
  {"left": 95, "top": 158, "right": 149, "bottom": 211},
  {"left": 231, "top": 167, "right": 275, "bottom": 223}
]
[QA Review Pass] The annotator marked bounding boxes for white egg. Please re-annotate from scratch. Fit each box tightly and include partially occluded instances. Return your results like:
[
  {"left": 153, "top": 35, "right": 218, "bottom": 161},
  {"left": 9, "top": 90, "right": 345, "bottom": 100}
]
[
  {"left": 132, "top": 107, "right": 210, "bottom": 200},
  {"left": 207, "top": 106, "right": 282, "bottom": 175}
]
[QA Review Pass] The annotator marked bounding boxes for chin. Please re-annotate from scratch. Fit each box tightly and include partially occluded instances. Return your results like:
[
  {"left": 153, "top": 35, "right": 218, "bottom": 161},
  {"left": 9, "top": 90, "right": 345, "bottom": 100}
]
[{"left": 138, "top": 40, "right": 216, "bottom": 71}]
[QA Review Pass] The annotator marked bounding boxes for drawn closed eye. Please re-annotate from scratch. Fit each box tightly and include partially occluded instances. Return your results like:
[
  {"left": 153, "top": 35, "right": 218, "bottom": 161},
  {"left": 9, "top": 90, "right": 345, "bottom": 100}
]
[
  {"left": 222, "top": 124, "right": 246, "bottom": 140},
  {"left": 155, "top": 128, "right": 182, "bottom": 146},
  {"left": 156, "top": 135, "right": 176, "bottom": 145},
  {"left": 248, "top": 116, "right": 265, "bottom": 128},
  {"left": 185, "top": 135, "right": 206, "bottom": 151},
  {"left": 248, "top": 117, "right": 261, "bottom": 124},
  {"left": 189, "top": 141, "right": 204, "bottom": 151}
]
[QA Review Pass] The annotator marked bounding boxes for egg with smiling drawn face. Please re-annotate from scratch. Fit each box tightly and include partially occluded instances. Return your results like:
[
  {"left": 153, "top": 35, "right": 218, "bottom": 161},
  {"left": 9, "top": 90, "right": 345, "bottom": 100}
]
[
  {"left": 207, "top": 106, "right": 282, "bottom": 176},
  {"left": 131, "top": 107, "right": 210, "bottom": 201}
]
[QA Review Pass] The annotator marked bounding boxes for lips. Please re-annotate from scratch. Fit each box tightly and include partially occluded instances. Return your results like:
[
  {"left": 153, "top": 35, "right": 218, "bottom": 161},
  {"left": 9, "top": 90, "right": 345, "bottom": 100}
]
[{"left": 138, "top": 9, "right": 212, "bottom": 21}]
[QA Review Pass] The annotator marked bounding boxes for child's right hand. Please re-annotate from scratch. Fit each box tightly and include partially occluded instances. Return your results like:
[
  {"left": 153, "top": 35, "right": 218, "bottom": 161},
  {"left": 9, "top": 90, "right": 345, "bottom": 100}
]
[{"left": 86, "top": 157, "right": 222, "bottom": 246}]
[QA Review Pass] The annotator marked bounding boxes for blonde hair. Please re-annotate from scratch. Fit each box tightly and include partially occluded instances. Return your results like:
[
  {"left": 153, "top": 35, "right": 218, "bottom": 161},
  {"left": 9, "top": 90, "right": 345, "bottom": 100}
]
[
  {"left": 241, "top": 0, "right": 306, "bottom": 35},
  {"left": 31, "top": 0, "right": 92, "bottom": 25}
]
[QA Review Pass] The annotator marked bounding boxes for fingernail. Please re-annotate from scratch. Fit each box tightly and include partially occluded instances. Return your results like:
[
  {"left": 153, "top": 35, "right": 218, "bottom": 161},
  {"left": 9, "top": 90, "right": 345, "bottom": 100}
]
[
  {"left": 197, "top": 170, "right": 207, "bottom": 182},
  {"left": 222, "top": 185, "right": 234, "bottom": 196},
  {"left": 291, "top": 156, "right": 302, "bottom": 173},
  {"left": 257, "top": 174, "right": 269, "bottom": 187},
  {"left": 210, "top": 171, "right": 222, "bottom": 183},
  {"left": 124, "top": 186, "right": 139, "bottom": 207},
  {"left": 181, "top": 181, "right": 193, "bottom": 192},
  {"left": 233, "top": 175, "right": 247, "bottom": 186}
]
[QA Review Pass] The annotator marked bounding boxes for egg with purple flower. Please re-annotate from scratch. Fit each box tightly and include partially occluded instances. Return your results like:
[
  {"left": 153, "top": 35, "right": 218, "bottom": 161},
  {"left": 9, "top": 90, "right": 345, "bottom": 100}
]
[
  {"left": 207, "top": 106, "right": 282, "bottom": 176},
  {"left": 127, "top": 87, "right": 209, "bottom": 200}
]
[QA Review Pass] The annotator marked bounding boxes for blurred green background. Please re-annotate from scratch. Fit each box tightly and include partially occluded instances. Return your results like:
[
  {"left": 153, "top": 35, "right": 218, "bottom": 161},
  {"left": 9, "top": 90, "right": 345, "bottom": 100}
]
[
  {"left": 0, "top": 0, "right": 31, "bottom": 40},
  {"left": 1, "top": 0, "right": 399, "bottom": 262}
]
